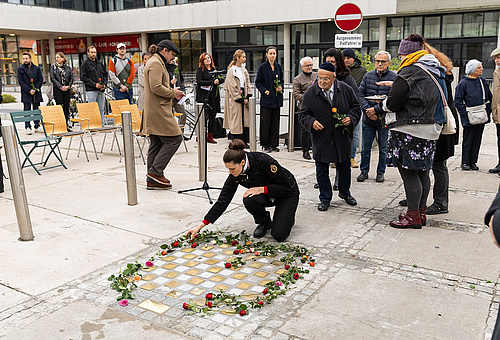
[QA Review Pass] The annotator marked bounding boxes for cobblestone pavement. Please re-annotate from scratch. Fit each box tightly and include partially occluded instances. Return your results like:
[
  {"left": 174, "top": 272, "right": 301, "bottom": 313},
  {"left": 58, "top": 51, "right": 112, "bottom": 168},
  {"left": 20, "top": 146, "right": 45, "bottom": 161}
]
[{"left": 1, "top": 118, "right": 499, "bottom": 338}]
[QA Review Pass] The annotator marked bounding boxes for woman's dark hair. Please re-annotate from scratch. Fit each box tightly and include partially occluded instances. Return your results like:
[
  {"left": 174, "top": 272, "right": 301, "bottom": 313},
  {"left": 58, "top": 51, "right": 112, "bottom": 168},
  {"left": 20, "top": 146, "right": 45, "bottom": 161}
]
[
  {"left": 405, "top": 33, "right": 426, "bottom": 44},
  {"left": 266, "top": 46, "right": 277, "bottom": 54},
  {"left": 323, "top": 48, "right": 350, "bottom": 80},
  {"left": 223, "top": 139, "right": 246, "bottom": 164},
  {"left": 142, "top": 53, "right": 150, "bottom": 61}
]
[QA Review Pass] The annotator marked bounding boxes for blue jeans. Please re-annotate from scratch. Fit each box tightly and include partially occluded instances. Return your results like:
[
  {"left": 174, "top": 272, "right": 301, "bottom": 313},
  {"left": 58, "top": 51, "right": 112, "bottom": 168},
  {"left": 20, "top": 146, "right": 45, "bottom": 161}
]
[
  {"left": 113, "top": 87, "right": 134, "bottom": 104},
  {"left": 351, "top": 119, "right": 361, "bottom": 158},
  {"left": 23, "top": 102, "right": 40, "bottom": 129},
  {"left": 315, "top": 159, "right": 351, "bottom": 202},
  {"left": 86, "top": 90, "right": 106, "bottom": 126},
  {"left": 360, "top": 123, "right": 388, "bottom": 174}
]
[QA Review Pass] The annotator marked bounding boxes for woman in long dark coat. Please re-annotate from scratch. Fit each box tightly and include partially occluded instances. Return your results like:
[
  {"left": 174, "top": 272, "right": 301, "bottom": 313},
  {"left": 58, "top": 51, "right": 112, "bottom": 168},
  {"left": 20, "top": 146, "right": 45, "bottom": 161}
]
[{"left": 50, "top": 52, "right": 73, "bottom": 131}]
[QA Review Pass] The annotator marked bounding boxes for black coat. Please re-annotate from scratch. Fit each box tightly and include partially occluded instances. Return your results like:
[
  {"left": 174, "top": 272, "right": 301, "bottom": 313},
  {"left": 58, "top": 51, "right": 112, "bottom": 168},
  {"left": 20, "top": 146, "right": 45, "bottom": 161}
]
[
  {"left": 80, "top": 58, "right": 108, "bottom": 92},
  {"left": 49, "top": 63, "right": 73, "bottom": 90},
  {"left": 255, "top": 61, "right": 283, "bottom": 108},
  {"left": 18, "top": 63, "right": 43, "bottom": 103},
  {"left": 196, "top": 67, "right": 223, "bottom": 114},
  {"left": 204, "top": 152, "right": 299, "bottom": 224},
  {"left": 299, "top": 80, "right": 361, "bottom": 164}
]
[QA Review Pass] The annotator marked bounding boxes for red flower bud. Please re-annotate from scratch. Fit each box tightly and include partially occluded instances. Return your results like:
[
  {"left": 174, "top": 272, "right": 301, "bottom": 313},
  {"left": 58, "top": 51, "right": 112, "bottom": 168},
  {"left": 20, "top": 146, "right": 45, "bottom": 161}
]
[
  {"left": 161, "top": 250, "right": 167, "bottom": 256},
  {"left": 239, "top": 310, "right": 246, "bottom": 316},
  {"left": 309, "top": 261, "right": 315, "bottom": 267},
  {"left": 293, "top": 273, "right": 299, "bottom": 280},
  {"left": 31, "top": 78, "right": 33, "bottom": 82},
  {"left": 172, "top": 241, "right": 179, "bottom": 247},
  {"left": 206, "top": 301, "right": 213, "bottom": 308},
  {"left": 183, "top": 302, "right": 189, "bottom": 310},
  {"left": 231, "top": 240, "right": 239, "bottom": 246},
  {"left": 233, "top": 250, "right": 239, "bottom": 255},
  {"left": 258, "top": 301, "right": 264, "bottom": 306},
  {"left": 225, "top": 262, "right": 231, "bottom": 268},
  {"left": 205, "top": 293, "right": 213, "bottom": 300},
  {"left": 191, "top": 243, "right": 197, "bottom": 248},
  {"left": 239, "top": 249, "right": 245, "bottom": 254},
  {"left": 285, "top": 265, "right": 290, "bottom": 270},
  {"left": 262, "top": 288, "right": 268, "bottom": 295}
]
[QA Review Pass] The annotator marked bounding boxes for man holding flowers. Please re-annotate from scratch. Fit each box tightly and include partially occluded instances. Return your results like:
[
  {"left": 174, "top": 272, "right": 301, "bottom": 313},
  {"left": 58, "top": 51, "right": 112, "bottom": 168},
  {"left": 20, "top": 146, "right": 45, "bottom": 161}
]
[
  {"left": 17, "top": 52, "right": 43, "bottom": 134},
  {"left": 299, "top": 62, "right": 361, "bottom": 211}
]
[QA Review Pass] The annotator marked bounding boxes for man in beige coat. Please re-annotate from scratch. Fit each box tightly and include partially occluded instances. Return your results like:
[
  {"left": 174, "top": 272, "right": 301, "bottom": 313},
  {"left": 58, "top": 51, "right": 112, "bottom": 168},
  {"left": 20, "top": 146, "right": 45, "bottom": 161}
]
[
  {"left": 490, "top": 47, "right": 500, "bottom": 174},
  {"left": 142, "top": 40, "right": 184, "bottom": 190}
]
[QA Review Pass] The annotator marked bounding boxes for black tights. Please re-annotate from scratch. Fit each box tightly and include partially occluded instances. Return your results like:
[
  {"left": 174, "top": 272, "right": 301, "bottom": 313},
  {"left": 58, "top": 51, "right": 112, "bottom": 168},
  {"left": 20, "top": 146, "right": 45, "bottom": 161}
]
[{"left": 398, "top": 167, "right": 431, "bottom": 211}]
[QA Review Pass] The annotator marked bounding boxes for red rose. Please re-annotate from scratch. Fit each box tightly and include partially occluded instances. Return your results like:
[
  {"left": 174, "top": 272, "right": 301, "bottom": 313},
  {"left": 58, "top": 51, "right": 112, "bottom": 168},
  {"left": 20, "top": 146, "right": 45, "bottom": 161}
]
[
  {"left": 161, "top": 251, "right": 167, "bottom": 256},
  {"left": 262, "top": 288, "right": 268, "bottom": 295},
  {"left": 239, "top": 310, "right": 246, "bottom": 316},
  {"left": 191, "top": 243, "right": 197, "bottom": 248},
  {"left": 205, "top": 293, "right": 213, "bottom": 300},
  {"left": 30, "top": 78, "right": 33, "bottom": 82},
  {"left": 231, "top": 241, "right": 239, "bottom": 246},
  {"left": 233, "top": 250, "right": 239, "bottom": 255},
  {"left": 309, "top": 261, "right": 315, "bottom": 267},
  {"left": 258, "top": 301, "right": 264, "bottom": 306},
  {"left": 285, "top": 265, "right": 290, "bottom": 270},
  {"left": 206, "top": 301, "right": 213, "bottom": 308},
  {"left": 293, "top": 273, "right": 299, "bottom": 280},
  {"left": 225, "top": 262, "right": 231, "bottom": 268},
  {"left": 183, "top": 303, "right": 189, "bottom": 310},
  {"left": 172, "top": 241, "right": 179, "bottom": 247}
]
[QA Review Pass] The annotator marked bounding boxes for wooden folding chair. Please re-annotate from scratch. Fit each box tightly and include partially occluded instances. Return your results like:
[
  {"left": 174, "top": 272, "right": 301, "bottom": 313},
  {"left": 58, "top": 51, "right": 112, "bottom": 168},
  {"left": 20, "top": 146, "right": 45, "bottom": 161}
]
[
  {"left": 10, "top": 110, "right": 67, "bottom": 175},
  {"left": 39, "top": 105, "right": 89, "bottom": 162},
  {"left": 106, "top": 99, "right": 129, "bottom": 127},
  {"left": 118, "top": 104, "right": 148, "bottom": 165},
  {"left": 74, "top": 102, "right": 122, "bottom": 160}
]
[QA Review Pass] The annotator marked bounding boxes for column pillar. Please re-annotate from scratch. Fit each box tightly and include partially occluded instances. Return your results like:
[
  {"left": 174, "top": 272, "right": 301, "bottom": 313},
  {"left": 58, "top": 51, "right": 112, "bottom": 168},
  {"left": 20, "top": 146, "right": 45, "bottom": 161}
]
[
  {"left": 378, "top": 16, "right": 387, "bottom": 51},
  {"left": 283, "top": 23, "right": 291, "bottom": 83},
  {"left": 48, "top": 34, "right": 56, "bottom": 66},
  {"left": 206, "top": 28, "right": 212, "bottom": 56},
  {"left": 40, "top": 40, "right": 49, "bottom": 81},
  {"left": 140, "top": 32, "right": 147, "bottom": 52},
  {"left": 497, "top": 20, "right": 500, "bottom": 47}
]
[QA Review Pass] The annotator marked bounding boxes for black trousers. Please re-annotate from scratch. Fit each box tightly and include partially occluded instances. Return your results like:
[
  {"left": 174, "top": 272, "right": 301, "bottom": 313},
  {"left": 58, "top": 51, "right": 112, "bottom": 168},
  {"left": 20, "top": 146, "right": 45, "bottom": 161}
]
[
  {"left": 462, "top": 124, "right": 485, "bottom": 165},
  {"left": 300, "top": 124, "right": 311, "bottom": 152},
  {"left": 243, "top": 194, "right": 299, "bottom": 242},
  {"left": 496, "top": 124, "right": 500, "bottom": 165},
  {"left": 431, "top": 160, "right": 449, "bottom": 210},
  {"left": 53, "top": 87, "right": 71, "bottom": 125},
  {"left": 0, "top": 152, "right": 4, "bottom": 193},
  {"left": 146, "top": 134, "right": 182, "bottom": 180},
  {"left": 260, "top": 106, "right": 280, "bottom": 148}
]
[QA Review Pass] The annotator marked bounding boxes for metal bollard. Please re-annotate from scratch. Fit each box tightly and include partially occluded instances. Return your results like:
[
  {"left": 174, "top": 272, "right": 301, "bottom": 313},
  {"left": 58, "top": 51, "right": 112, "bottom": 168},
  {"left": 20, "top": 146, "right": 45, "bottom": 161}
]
[
  {"left": 196, "top": 103, "right": 206, "bottom": 182},
  {"left": 121, "top": 111, "right": 138, "bottom": 206},
  {"left": 288, "top": 92, "right": 296, "bottom": 152},
  {"left": 249, "top": 97, "right": 257, "bottom": 152},
  {"left": 1, "top": 116, "right": 34, "bottom": 241}
]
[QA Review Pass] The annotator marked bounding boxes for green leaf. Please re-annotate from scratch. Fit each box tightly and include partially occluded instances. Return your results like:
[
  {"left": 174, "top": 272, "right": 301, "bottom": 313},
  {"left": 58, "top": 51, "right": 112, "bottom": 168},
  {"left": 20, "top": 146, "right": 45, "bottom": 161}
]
[{"left": 160, "top": 244, "right": 168, "bottom": 249}]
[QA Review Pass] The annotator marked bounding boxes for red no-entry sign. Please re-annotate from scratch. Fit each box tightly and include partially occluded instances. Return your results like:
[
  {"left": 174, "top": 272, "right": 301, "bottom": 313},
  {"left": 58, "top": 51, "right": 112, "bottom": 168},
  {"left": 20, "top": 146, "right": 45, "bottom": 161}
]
[{"left": 334, "top": 3, "right": 363, "bottom": 32}]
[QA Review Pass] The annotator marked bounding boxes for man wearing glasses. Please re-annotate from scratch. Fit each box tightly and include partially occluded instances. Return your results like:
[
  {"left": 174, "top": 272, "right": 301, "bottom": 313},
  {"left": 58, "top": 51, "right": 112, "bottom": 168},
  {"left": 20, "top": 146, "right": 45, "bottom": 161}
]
[
  {"left": 108, "top": 42, "right": 135, "bottom": 104},
  {"left": 293, "top": 57, "right": 318, "bottom": 159},
  {"left": 356, "top": 51, "right": 396, "bottom": 183}
]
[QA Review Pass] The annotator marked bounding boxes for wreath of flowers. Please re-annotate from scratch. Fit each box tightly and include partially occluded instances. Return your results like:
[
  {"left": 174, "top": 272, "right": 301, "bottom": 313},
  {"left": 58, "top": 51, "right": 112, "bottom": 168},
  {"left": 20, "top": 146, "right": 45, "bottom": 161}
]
[{"left": 108, "top": 229, "right": 315, "bottom": 316}]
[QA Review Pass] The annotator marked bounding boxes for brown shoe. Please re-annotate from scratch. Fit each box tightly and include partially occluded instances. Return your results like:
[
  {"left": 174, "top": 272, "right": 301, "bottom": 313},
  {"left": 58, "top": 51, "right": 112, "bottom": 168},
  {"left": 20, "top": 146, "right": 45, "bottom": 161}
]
[
  {"left": 147, "top": 173, "right": 171, "bottom": 185},
  {"left": 147, "top": 181, "right": 172, "bottom": 190}
]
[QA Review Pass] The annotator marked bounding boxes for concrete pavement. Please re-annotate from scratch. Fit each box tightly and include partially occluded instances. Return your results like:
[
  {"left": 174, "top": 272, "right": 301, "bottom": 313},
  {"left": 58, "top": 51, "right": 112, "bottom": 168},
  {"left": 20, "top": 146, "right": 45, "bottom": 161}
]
[{"left": 0, "top": 91, "right": 500, "bottom": 339}]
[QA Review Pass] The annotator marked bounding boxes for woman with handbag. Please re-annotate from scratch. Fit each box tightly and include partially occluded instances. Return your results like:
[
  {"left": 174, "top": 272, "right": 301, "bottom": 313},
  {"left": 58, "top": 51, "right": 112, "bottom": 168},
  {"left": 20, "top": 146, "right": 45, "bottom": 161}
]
[
  {"left": 49, "top": 52, "right": 73, "bottom": 131},
  {"left": 454, "top": 59, "right": 492, "bottom": 171}
]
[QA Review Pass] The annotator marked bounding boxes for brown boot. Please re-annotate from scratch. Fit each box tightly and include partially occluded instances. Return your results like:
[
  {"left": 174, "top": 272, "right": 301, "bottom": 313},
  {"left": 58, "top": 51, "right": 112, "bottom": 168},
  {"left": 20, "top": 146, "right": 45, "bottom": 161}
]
[
  {"left": 419, "top": 206, "right": 427, "bottom": 226},
  {"left": 390, "top": 210, "right": 422, "bottom": 229},
  {"left": 207, "top": 133, "right": 217, "bottom": 144}
]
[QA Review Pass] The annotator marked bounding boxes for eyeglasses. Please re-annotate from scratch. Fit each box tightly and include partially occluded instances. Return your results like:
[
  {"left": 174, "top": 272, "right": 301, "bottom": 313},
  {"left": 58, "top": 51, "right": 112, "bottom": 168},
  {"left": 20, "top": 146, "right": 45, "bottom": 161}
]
[
  {"left": 397, "top": 54, "right": 405, "bottom": 61},
  {"left": 317, "top": 76, "right": 332, "bottom": 82},
  {"left": 375, "top": 60, "right": 388, "bottom": 64},
  {"left": 303, "top": 64, "right": 313, "bottom": 67}
]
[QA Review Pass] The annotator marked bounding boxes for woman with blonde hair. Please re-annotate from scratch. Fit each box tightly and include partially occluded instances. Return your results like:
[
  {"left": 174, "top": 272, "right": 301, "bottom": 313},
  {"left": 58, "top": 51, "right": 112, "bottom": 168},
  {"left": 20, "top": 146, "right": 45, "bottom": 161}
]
[
  {"left": 223, "top": 49, "right": 252, "bottom": 145},
  {"left": 49, "top": 51, "right": 73, "bottom": 131}
]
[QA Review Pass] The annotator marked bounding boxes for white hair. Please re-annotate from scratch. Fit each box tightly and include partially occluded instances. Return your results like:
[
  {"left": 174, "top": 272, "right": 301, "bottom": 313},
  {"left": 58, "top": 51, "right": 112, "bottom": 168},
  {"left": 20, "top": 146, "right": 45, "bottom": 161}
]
[
  {"left": 375, "top": 51, "right": 391, "bottom": 61},
  {"left": 300, "top": 56, "right": 313, "bottom": 66}
]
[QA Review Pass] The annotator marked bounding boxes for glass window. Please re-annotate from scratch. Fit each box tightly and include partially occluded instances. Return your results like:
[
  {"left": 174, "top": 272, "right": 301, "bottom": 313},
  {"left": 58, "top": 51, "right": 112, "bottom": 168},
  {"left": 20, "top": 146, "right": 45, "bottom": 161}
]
[
  {"left": 263, "top": 26, "right": 276, "bottom": 46},
  {"left": 191, "top": 31, "right": 202, "bottom": 50},
  {"left": 484, "top": 11, "right": 499, "bottom": 36},
  {"left": 353, "top": 20, "right": 369, "bottom": 41},
  {"left": 305, "top": 23, "right": 320, "bottom": 44},
  {"left": 179, "top": 31, "right": 191, "bottom": 49},
  {"left": 404, "top": 16, "right": 422, "bottom": 37},
  {"left": 442, "top": 14, "right": 462, "bottom": 38},
  {"left": 277, "top": 25, "right": 284, "bottom": 45},
  {"left": 250, "top": 28, "right": 263, "bottom": 46},
  {"left": 225, "top": 29, "right": 237, "bottom": 46},
  {"left": 170, "top": 32, "right": 180, "bottom": 48},
  {"left": 369, "top": 19, "right": 379, "bottom": 41},
  {"left": 463, "top": 12, "right": 483, "bottom": 37},
  {"left": 424, "top": 16, "right": 441, "bottom": 38},
  {"left": 386, "top": 17, "right": 403, "bottom": 41},
  {"left": 291, "top": 24, "right": 305, "bottom": 44}
]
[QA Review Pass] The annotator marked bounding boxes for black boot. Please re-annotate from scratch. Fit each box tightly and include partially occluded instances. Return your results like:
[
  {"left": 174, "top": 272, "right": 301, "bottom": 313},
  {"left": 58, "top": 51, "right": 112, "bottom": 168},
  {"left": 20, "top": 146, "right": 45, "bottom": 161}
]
[{"left": 253, "top": 212, "right": 272, "bottom": 238}]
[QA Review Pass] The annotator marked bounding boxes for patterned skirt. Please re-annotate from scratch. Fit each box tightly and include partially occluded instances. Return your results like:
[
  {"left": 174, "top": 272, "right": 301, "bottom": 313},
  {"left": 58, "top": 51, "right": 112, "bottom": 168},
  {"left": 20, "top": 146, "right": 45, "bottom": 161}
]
[{"left": 386, "top": 130, "right": 437, "bottom": 171}]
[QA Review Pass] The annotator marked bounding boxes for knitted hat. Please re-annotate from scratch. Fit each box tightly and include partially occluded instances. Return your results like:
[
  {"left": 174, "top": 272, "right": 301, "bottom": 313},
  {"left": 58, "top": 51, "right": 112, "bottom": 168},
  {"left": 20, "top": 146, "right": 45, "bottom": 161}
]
[
  {"left": 491, "top": 47, "right": 500, "bottom": 57},
  {"left": 465, "top": 59, "right": 481, "bottom": 75},
  {"left": 319, "top": 62, "right": 336, "bottom": 73},
  {"left": 342, "top": 48, "right": 356, "bottom": 59},
  {"left": 398, "top": 39, "right": 423, "bottom": 55}
]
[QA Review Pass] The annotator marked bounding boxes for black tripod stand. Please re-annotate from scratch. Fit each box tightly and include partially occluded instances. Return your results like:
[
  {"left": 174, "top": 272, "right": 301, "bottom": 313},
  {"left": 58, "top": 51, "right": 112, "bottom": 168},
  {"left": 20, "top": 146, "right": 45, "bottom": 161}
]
[{"left": 178, "top": 84, "right": 222, "bottom": 204}]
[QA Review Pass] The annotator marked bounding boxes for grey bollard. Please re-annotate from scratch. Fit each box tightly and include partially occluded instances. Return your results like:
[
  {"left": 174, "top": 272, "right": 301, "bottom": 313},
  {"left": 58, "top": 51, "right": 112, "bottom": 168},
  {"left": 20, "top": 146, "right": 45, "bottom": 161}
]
[
  {"left": 196, "top": 103, "right": 206, "bottom": 182},
  {"left": 249, "top": 97, "right": 257, "bottom": 152},
  {"left": 1, "top": 117, "right": 34, "bottom": 241},
  {"left": 121, "top": 111, "right": 138, "bottom": 206},
  {"left": 288, "top": 92, "right": 296, "bottom": 152}
]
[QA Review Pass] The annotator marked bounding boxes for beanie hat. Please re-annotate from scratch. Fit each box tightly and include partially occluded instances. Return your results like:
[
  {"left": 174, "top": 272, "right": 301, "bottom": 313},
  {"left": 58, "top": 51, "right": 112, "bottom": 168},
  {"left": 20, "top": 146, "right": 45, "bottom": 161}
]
[
  {"left": 342, "top": 48, "right": 356, "bottom": 59},
  {"left": 398, "top": 34, "right": 425, "bottom": 55},
  {"left": 491, "top": 47, "right": 500, "bottom": 58},
  {"left": 319, "top": 62, "right": 336, "bottom": 73},
  {"left": 465, "top": 59, "right": 481, "bottom": 75}
]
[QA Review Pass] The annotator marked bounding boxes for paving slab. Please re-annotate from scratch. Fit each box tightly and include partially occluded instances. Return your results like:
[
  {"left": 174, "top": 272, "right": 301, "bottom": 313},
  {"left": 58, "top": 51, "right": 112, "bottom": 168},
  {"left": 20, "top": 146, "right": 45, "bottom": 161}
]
[
  {"left": 0, "top": 300, "right": 193, "bottom": 340},
  {"left": 283, "top": 269, "right": 488, "bottom": 340},
  {"left": 359, "top": 227, "right": 499, "bottom": 280},
  {"left": 0, "top": 285, "right": 31, "bottom": 312}
]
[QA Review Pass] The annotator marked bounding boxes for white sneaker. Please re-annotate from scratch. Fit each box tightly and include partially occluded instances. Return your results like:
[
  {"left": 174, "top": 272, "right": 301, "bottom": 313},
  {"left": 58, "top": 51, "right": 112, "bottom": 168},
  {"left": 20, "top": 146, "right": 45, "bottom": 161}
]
[{"left": 26, "top": 128, "right": 33, "bottom": 135}]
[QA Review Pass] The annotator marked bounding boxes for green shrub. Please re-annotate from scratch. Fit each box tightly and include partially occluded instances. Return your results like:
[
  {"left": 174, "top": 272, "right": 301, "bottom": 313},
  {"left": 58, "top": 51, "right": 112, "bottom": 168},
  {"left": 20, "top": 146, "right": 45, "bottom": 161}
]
[{"left": 1, "top": 94, "right": 16, "bottom": 103}]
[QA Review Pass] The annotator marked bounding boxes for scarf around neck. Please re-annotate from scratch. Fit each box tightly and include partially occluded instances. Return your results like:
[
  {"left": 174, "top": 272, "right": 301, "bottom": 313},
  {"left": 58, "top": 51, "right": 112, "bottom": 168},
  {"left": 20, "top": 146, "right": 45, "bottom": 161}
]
[{"left": 397, "top": 50, "right": 428, "bottom": 73}]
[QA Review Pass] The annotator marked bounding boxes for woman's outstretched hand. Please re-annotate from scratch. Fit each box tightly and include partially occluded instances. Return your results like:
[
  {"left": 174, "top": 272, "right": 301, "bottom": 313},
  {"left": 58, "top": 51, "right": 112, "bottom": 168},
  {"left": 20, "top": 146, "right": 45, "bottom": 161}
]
[{"left": 185, "top": 223, "right": 205, "bottom": 240}]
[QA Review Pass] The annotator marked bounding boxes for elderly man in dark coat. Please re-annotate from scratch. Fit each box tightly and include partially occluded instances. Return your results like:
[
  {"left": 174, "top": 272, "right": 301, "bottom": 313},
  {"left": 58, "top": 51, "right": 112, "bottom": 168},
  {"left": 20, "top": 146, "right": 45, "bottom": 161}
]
[{"left": 299, "top": 63, "right": 361, "bottom": 211}]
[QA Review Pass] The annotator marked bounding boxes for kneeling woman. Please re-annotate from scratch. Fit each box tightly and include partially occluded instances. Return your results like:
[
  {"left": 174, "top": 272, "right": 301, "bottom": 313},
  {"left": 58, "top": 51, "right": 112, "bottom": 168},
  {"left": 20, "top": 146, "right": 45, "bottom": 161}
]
[{"left": 186, "top": 139, "right": 299, "bottom": 242}]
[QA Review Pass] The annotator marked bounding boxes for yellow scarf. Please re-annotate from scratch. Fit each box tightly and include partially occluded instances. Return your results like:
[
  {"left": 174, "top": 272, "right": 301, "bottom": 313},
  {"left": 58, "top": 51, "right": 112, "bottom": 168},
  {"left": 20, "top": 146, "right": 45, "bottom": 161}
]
[{"left": 397, "top": 50, "right": 428, "bottom": 73}]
